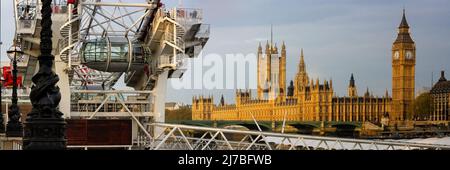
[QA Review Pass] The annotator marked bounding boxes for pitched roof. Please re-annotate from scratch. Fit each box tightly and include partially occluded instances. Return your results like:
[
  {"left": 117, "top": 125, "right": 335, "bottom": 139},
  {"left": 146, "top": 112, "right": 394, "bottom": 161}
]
[
  {"left": 394, "top": 10, "right": 414, "bottom": 44},
  {"left": 399, "top": 9, "right": 410, "bottom": 28},
  {"left": 394, "top": 32, "right": 414, "bottom": 44}
]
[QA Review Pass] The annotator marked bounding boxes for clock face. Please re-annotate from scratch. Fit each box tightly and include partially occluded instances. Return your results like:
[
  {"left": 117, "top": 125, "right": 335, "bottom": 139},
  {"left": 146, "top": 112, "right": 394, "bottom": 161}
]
[
  {"left": 394, "top": 51, "right": 400, "bottom": 60},
  {"left": 406, "top": 51, "right": 413, "bottom": 60}
]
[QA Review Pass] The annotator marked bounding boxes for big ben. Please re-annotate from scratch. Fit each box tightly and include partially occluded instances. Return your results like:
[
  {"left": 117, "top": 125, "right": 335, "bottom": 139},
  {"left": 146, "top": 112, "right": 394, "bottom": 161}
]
[{"left": 392, "top": 10, "right": 416, "bottom": 121}]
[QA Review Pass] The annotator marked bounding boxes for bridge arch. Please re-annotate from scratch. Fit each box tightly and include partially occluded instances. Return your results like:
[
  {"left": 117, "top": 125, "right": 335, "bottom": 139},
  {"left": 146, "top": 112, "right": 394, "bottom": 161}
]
[
  {"left": 330, "top": 123, "right": 359, "bottom": 138},
  {"left": 288, "top": 123, "right": 317, "bottom": 135},
  {"left": 237, "top": 123, "right": 271, "bottom": 131},
  {"left": 218, "top": 122, "right": 272, "bottom": 131}
]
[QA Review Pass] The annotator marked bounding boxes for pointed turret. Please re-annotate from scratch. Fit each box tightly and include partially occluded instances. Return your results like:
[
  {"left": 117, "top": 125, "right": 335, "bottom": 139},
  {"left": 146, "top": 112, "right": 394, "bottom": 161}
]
[
  {"left": 439, "top": 70, "right": 447, "bottom": 82},
  {"left": 220, "top": 95, "right": 225, "bottom": 106},
  {"left": 348, "top": 74, "right": 357, "bottom": 97},
  {"left": 270, "top": 24, "right": 274, "bottom": 49},
  {"left": 395, "top": 9, "right": 414, "bottom": 44},
  {"left": 265, "top": 40, "right": 272, "bottom": 83},
  {"left": 329, "top": 79, "right": 333, "bottom": 89},
  {"left": 281, "top": 41, "right": 286, "bottom": 57},
  {"left": 294, "top": 48, "right": 309, "bottom": 91},
  {"left": 257, "top": 41, "right": 263, "bottom": 100},
  {"left": 364, "top": 87, "right": 370, "bottom": 98},
  {"left": 273, "top": 43, "right": 278, "bottom": 54},
  {"left": 278, "top": 41, "right": 286, "bottom": 100},
  {"left": 299, "top": 48, "right": 306, "bottom": 73},
  {"left": 349, "top": 73, "right": 356, "bottom": 87},
  {"left": 399, "top": 9, "right": 409, "bottom": 29},
  {"left": 258, "top": 42, "right": 262, "bottom": 54}
]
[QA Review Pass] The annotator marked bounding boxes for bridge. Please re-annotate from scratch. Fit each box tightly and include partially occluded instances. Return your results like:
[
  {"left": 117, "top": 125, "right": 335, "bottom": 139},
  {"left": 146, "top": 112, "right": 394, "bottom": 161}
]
[
  {"left": 167, "top": 120, "right": 363, "bottom": 135},
  {"left": 145, "top": 123, "right": 450, "bottom": 150},
  {"left": 4, "top": 122, "right": 450, "bottom": 150},
  {"left": 1, "top": 0, "right": 450, "bottom": 150}
]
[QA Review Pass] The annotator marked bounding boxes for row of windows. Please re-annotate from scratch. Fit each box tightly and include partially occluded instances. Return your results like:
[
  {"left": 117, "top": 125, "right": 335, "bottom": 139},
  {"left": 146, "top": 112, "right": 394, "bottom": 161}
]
[
  {"left": 71, "top": 103, "right": 152, "bottom": 113},
  {"left": 82, "top": 38, "right": 149, "bottom": 63}
]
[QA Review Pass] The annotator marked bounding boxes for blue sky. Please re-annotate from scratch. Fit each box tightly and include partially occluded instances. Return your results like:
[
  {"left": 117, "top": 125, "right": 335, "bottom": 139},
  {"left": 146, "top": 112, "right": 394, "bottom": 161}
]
[
  {"left": 1, "top": 0, "right": 450, "bottom": 105},
  {"left": 164, "top": 0, "right": 450, "bottom": 105}
]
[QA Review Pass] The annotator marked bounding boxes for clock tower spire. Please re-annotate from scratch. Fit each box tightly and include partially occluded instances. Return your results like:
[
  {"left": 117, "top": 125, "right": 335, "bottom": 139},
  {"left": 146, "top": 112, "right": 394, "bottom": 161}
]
[{"left": 392, "top": 9, "right": 416, "bottom": 121}]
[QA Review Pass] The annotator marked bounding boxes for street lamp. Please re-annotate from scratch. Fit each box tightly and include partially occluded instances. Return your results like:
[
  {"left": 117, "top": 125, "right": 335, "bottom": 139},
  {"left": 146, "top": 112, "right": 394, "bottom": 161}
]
[
  {"left": 23, "top": 0, "right": 67, "bottom": 150},
  {"left": 0, "top": 0, "right": 4, "bottom": 134},
  {"left": 6, "top": 45, "right": 24, "bottom": 137}
]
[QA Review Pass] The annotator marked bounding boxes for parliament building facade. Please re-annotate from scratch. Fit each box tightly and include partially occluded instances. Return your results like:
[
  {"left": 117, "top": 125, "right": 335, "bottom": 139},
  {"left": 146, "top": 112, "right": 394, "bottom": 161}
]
[{"left": 192, "top": 11, "right": 417, "bottom": 124}]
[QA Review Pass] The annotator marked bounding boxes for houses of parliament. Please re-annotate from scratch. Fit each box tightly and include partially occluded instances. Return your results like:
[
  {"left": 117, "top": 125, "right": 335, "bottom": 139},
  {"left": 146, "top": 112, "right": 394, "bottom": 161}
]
[{"left": 192, "top": 11, "right": 417, "bottom": 125}]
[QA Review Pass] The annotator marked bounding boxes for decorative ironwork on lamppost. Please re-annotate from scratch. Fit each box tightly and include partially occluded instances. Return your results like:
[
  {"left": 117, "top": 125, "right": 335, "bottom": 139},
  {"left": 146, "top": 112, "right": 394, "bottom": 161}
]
[
  {"left": 0, "top": 0, "right": 4, "bottom": 134},
  {"left": 23, "top": 0, "right": 67, "bottom": 150},
  {"left": 6, "top": 45, "right": 24, "bottom": 137}
]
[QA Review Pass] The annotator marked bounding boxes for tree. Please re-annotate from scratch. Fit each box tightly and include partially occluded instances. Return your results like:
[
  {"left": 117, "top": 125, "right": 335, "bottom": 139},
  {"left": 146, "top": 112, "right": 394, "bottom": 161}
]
[
  {"left": 165, "top": 106, "right": 192, "bottom": 121},
  {"left": 409, "top": 92, "right": 434, "bottom": 121}
]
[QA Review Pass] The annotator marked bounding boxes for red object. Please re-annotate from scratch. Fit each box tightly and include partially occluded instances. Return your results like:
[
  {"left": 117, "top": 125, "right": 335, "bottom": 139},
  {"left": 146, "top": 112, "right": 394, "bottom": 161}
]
[
  {"left": 68, "top": 0, "right": 76, "bottom": 4},
  {"left": 144, "top": 63, "right": 150, "bottom": 77},
  {"left": 52, "top": 5, "right": 60, "bottom": 13},
  {"left": 2, "top": 66, "right": 23, "bottom": 87},
  {"left": 66, "top": 119, "right": 132, "bottom": 146}
]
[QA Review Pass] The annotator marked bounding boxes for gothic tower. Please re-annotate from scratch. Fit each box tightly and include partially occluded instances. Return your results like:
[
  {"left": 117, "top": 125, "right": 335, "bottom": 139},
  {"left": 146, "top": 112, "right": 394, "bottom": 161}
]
[
  {"left": 294, "top": 49, "right": 309, "bottom": 97},
  {"left": 256, "top": 41, "right": 272, "bottom": 100},
  {"left": 257, "top": 43, "right": 263, "bottom": 99},
  {"left": 266, "top": 41, "right": 272, "bottom": 84},
  {"left": 257, "top": 26, "right": 286, "bottom": 100},
  {"left": 271, "top": 43, "right": 279, "bottom": 100},
  {"left": 348, "top": 73, "right": 357, "bottom": 97},
  {"left": 257, "top": 41, "right": 272, "bottom": 100},
  {"left": 279, "top": 42, "right": 287, "bottom": 100},
  {"left": 220, "top": 95, "right": 225, "bottom": 106},
  {"left": 392, "top": 9, "right": 416, "bottom": 121}
]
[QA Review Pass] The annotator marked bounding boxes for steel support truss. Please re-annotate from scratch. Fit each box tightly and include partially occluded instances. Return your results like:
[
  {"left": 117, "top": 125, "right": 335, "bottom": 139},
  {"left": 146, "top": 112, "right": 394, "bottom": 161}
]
[
  {"left": 70, "top": 65, "right": 122, "bottom": 88},
  {"left": 147, "top": 123, "right": 450, "bottom": 150},
  {"left": 79, "top": 0, "right": 157, "bottom": 40},
  {"left": 70, "top": 90, "right": 155, "bottom": 145}
]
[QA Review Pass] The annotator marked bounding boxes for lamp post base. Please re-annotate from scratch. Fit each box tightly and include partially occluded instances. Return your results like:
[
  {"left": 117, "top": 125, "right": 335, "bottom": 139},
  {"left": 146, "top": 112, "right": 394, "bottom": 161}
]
[{"left": 23, "top": 118, "right": 66, "bottom": 150}]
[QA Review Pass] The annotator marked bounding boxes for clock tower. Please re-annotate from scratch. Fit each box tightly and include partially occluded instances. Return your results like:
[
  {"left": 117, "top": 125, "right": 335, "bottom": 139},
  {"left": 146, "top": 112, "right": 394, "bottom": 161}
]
[{"left": 392, "top": 9, "right": 416, "bottom": 121}]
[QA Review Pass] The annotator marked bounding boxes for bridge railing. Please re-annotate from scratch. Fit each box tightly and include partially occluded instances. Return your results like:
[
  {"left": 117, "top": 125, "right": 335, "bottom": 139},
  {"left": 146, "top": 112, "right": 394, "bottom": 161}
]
[
  {"left": 147, "top": 123, "right": 450, "bottom": 150},
  {"left": 69, "top": 90, "right": 155, "bottom": 118}
]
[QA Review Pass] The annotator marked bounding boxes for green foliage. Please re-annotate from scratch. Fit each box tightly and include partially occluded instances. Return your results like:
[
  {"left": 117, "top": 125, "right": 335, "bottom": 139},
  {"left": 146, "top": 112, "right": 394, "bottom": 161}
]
[
  {"left": 165, "top": 106, "right": 192, "bottom": 121},
  {"left": 409, "top": 93, "right": 434, "bottom": 120}
]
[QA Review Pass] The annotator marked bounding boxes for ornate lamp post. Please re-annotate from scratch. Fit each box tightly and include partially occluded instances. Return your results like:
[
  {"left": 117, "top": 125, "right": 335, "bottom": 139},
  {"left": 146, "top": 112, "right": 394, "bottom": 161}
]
[
  {"left": 23, "top": 0, "right": 66, "bottom": 150},
  {"left": 0, "top": 0, "right": 4, "bottom": 134},
  {"left": 6, "top": 45, "right": 24, "bottom": 137}
]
